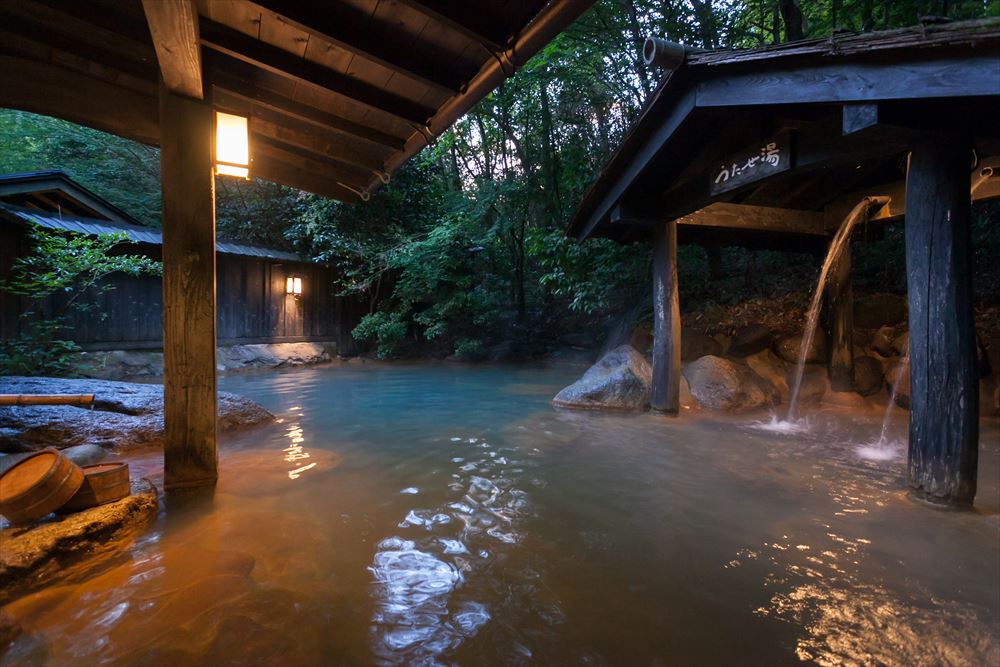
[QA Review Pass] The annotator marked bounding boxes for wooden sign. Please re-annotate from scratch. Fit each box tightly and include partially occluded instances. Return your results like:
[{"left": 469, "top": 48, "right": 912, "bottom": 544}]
[{"left": 710, "top": 131, "right": 792, "bottom": 195}]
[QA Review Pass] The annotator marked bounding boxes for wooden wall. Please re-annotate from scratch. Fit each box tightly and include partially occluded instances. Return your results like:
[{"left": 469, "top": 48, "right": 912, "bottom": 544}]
[{"left": 0, "top": 227, "right": 364, "bottom": 352}]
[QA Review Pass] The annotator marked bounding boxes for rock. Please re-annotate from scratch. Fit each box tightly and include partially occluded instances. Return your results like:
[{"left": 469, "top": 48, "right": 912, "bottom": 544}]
[
  {"left": 773, "top": 330, "right": 827, "bottom": 365},
  {"left": 681, "top": 328, "right": 723, "bottom": 362},
  {"left": 789, "top": 366, "right": 829, "bottom": 405},
  {"left": 61, "top": 444, "right": 108, "bottom": 466},
  {"left": 76, "top": 342, "right": 337, "bottom": 381},
  {"left": 822, "top": 389, "right": 868, "bottom": 409},
  {"left": 745, "top": 349, "right": 789, "bottom": 400},
  {"left": 0, "top": 478, "right": 158, "bottom": 605},
  {"left": 886, "top": 357, "right": 910, "bottom": 409},
  {"left": 870, "top": 326, "right": 897, "bottom": 357},
  {"left": 682, "top": 355, "right": 779, "bottom": 412},
  {"left": 628, "top": 324, "right": 653, "bottom": 355},
  {"left": 552, "top": 345, "right": 651, "bottom": 411},
  {"left": 679, "top": 375, "right": 697, "bottom": 409},
  {"left": 0, "top": 610, "right": 20, "bottom": 650},
  {"left": 728, "top": 323, "right": 773, "bottom": 357},
  {"left": 0, "top": 377, "right": 274, "bottom": 454},
  {"left": 892, "top": 331, "right": 909, "bottom": 356},
  {"left": 853, "top": 355, "right": 885, "bottom": 396},
  {"left": 854, "top": 293, "right": 908, "bottom": 329}
]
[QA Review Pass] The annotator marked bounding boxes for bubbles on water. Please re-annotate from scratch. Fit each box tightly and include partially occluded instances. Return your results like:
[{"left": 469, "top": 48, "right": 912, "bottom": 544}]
[
  {"left": 400, "top": 487, "right": 419, "bottom": 495},
  {"left": 855, "top": 440, "right": 905, "bottom": 462}
]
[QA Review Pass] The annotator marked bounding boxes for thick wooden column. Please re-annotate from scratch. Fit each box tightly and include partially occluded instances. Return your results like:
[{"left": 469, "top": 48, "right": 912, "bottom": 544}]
[
  {"left": 826, "top": 248, "right": 854, "bottom": 391},
  {"left": 651, "top": 219, "right": 681, "bottom": 414},
  {"left": 160, "top": 83, "right": 218, "bottom": 489},
  {"left": 904, "top": 139, "right": 977, "bottom": 507}
]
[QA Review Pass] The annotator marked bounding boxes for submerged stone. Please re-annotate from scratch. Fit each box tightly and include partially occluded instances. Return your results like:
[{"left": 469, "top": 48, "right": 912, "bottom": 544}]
[
  {"left": 0, "top": 479, "right": 158, "bottom": 605},
  {"left": 683, "top": 355, "right": 779, "bottom": 411},
  {"left": 552, "top": 345, "right": 651, "bottom": 411},
  {"left": 0, "top": 377, "right": 273, "bottom": 454}
]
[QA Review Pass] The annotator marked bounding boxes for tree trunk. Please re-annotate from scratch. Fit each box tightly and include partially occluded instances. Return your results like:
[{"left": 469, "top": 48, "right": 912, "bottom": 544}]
[{"left": 779, "top": 0, "right": 805, "bottom": 40}]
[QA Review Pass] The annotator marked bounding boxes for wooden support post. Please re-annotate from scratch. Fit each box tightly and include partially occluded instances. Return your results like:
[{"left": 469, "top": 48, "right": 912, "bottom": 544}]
[
  {"left": 826, "top": 248, "right": 854, "bottom": 391},
  {"left": 160, "top": 83, "right": 218, "bottom": 489},
  {"left": 651, "top": 220, "right": 681, "bottom": 414},
  {"left": 904, "top": 139, "right": 977, "bottom": 507}
]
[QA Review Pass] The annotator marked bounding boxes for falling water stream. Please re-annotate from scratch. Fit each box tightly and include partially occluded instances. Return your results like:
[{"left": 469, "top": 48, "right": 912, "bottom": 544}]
[
  {"left": 1, "top": 363, "right": 997, "bottom": 667},
  {"left": 786, "top": 196, "right": 888, "bottom": 422}
]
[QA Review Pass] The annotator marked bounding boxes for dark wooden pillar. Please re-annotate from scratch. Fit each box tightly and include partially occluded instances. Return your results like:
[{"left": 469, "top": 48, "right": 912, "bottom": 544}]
[
  {"left": 904, "top": 139, "right": 977, "bottom": 507},
  {"left": 160, "top": 83, "right": 218, "bottom": 489},
  {"left": 651, "top": 220, "right": 681, "bottom": 414},
  {"left": 826, "top": 248, "right": 854, "bottom": 391}
]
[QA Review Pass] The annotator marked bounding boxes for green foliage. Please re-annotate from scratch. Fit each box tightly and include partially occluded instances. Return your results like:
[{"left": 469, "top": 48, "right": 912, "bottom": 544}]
[
  {"left": 352, "top": 311, "right": 408, "bottom": 359},
  {"left": 0, "top": 225, "right": 162, "bottom": 376}
]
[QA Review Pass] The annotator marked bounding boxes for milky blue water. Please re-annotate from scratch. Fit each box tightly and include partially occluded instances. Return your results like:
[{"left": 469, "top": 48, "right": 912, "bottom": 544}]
[{"left": 3, "top": 362, "right": 998, "bottom": 666}]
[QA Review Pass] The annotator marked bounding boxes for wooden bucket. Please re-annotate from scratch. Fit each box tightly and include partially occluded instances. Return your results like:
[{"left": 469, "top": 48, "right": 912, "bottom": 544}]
[
  {"left": 0, "top": 449, "right": 85, "bottom": 525},
  {"left": 59, "top": 463, "right": 130, "bottom": 513}
]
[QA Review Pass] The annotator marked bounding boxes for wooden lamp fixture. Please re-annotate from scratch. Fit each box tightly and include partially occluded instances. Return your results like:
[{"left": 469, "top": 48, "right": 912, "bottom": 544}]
[{"left": 215, "top": 111, "right": 249, "bottom": 179}]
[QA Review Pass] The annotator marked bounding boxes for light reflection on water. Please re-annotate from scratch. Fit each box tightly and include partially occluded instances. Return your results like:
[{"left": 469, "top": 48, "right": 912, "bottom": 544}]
[{"left": 1, "top": 362, "right": 998, "bottom": 667}]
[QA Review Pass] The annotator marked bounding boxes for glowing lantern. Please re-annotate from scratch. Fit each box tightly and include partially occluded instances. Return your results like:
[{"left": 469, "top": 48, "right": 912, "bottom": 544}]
[
  {"left": 215, "top": 111, "right": 249, "bottom": 178},
  {"left": 286, "top": 275, "right": 303, "bottom": 295}
]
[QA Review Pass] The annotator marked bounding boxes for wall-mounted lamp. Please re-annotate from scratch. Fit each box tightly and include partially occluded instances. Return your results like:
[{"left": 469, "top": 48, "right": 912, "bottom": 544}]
[
  {"left": 215, "top": 111, "right": 249, "bottom": 179},
  {"left": 286, "top": 275, "right": 303, "bottom": 295}
]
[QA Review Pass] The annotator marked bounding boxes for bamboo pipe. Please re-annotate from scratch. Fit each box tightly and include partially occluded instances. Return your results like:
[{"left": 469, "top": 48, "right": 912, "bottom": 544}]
[{"left": 0, "top": 394, "right": 95, "bottom": 406}]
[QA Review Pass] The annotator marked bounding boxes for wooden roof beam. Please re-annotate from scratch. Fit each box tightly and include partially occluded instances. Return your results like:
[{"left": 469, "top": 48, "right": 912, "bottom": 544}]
[
  {"left": 252, "top": 134, "right": 373, "bottom": 189},
  {"left": 199, "top": 18, "right": 435, "bottom": 126},
  {"left": 251, "top": 156, "right": 364, "bottom": 203},
  {"left": 678, "top": 203, "right": 830, "bottom": 235},
  {"left": 248, "top": 0, "right": 465, "bottom": 96},
  {"left": 393, "top": 0, "right": 506, "bottom": 53},
  {"left": 141, "top": 0, "right": 204, "bottom": 99},
  {"left": 207, "top": 65, "right": 406, "bottom": 151},
  {"left": 245, "top": 112, "right": 387, "bottom": 174}
]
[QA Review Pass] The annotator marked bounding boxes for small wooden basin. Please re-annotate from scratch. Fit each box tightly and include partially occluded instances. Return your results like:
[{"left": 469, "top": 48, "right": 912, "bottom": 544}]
[
  {"left": 0, "top": 449, "right": 85, "bottom": 525},
  {"left": 59, "top": 463, "right": 131, "bottom": 513}
]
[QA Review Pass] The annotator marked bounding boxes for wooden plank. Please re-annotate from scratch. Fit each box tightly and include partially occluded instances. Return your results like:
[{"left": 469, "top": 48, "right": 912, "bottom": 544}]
[
  {"left": 252, "top": 154, "right": 365, "bottom": 202},
  {"left": 244, "top": 111, "right": 387, "bottom": 173},
  {"left": 393, "top": 0, "right": 505, "bottom": 52},
  {"left": 252, "top": 134, "right": 372, "bottom": 189},
  {"left": 249, "top": 0, "right": 463, "bottom": 95},
  {"left": 675, "top": 202, "right": 830, "bottom": 235},
  {"left": 142, "top": 0, "right": 203, "bottom": 99},
  {"left": 905, "top": 138, "right": 977, "bottom": 507},
  {"left": 208, "top": 69, "right": 406, "bottom": 150},
  {"left": 696, "top": 54, "right": 1000, "bottom": 108},
  {"left": 710, "top": 131, "right": 791, "bottom": 195},
  {"left": 826, "top": 249, "right": 853, "bottom": 391},
  {"left": 651, "top": 220, "right": 681, "bottom": 415},
  {"left": 0, "top": 56, "right": 160, "bottom": 145},
  {"left": 159, "top": 83, "right": 217, "bottom": 489},
  {"left": 200, "top": 18, "right": 435, "bottom": 125},
  {"left": 842, "top": 103, "right": 879, "bottom": 135}
]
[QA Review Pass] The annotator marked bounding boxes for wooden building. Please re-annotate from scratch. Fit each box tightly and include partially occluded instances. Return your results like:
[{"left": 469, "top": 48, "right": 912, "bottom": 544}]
[
  {"left": 0, "top": 170, "right": 361, "bottom": 351},
  {"left": 0, "top": 0, "right": 593, "bottom": 489},
  {"left": 568, "top": 19, "right": 1000, "bottom": 507}
]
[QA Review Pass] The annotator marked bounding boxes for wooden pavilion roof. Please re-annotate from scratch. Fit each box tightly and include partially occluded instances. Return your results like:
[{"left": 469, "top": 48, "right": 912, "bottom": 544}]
[
  {"left": 0, "top": 0, "right": 593, "bottom": 203},
  {"left": 568, "top": 18, "right": 1000, "bottom": 248}
]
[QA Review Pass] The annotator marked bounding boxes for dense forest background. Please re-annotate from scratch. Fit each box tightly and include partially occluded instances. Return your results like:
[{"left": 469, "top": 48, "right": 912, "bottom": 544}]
[{"left": 1, "top": 0, "right": 997, "bottom": 358}]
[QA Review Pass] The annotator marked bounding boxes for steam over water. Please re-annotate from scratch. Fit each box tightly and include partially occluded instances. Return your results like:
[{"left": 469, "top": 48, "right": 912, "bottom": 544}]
[{"left": 2, "top": 363, "right": 998, "bottom": 666}]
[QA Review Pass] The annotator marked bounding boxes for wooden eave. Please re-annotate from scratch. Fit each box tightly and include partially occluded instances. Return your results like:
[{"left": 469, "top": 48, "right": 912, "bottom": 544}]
[
  {"left": 568, "top": 18, "right": 1000, "bottom": 244},
  {"left": 0, "top": 0, "right": 594, "bottom": 203}
]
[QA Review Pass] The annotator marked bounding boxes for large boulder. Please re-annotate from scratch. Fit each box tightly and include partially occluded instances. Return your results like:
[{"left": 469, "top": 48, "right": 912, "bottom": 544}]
[
  {"left": 788, "top": 366, "right": 830, "bottom": 405},
  {"left": 854, "top": 293, "right": 908, "bottom": 329},
  {"left": 853, "top": 355, "right": 885, "bottom": 396},
  {"left": 681, "top": 328, "right": 723, "bottom": 362},
  {"left": 744, "top": 349, "right": 789, "bottom": 400},
  {"left": 552, "top": 345, "right": 651, "bottom": 411},
  {"left": 870, "top": 326, "right": 897, "bottom": 357},
  {"left": 773, "top": 329, "right": 827, "bottom": 365},
  {"left": 0, "top": 377, "right": 273, "bottom": 454},
  {"left": 728, "top": 323, "right": 773, "bottom": 358},
  {"left": 683, "top": 355, "right": 779, "bottom": 411}
]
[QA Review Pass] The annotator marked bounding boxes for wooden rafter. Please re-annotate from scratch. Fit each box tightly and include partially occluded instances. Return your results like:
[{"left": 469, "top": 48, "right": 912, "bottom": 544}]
[
  {"left": 141, "top": 0, "right": 203, "bottom": 99},
  {"left": 252, "top": 134, "right": 372, "bottom": 189},
  {"left": 675, "top": 202, "right": 830, "bottom": 236},
  {"left": 393, "top": 0, "right": 506, "bottom": 53},
  {"left": 246, "top": 112, "right": 387, "bottom": 174},
  {"left": 199, "top": 18, "right": 435, "bottom": 126},
  {"left": 207, "top": 65, "right": 406, "bottom": 150},
  {"left": 249, "top": 0, "right": 464, "bottom": 96}
]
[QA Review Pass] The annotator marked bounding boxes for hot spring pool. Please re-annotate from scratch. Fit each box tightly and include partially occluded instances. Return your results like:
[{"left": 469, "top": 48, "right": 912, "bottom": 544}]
[{"left": 3, "top": 362, "right": 999, "bottom": 666}]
